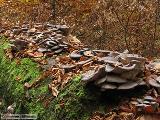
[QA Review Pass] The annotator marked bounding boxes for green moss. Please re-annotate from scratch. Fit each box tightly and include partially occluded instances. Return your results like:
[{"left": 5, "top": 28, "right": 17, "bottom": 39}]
[
  {"left": 44, "top": 76, "right": 96, "bottom": 120},
  {"left": 0, "top": 37, "right": 104, "bottom": 120},
  {"left": 0, "top": 38, "right": 44, "bottom": 115}
]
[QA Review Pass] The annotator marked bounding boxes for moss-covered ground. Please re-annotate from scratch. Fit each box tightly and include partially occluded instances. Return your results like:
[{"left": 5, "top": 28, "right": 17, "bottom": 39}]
[{"left": 0, "top": 37, "right": 105, "bottom": 120}]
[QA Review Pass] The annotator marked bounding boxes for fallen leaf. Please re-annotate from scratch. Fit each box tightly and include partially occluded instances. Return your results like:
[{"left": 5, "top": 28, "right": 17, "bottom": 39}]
[{"left": 51, "top": 87, "right": 59, "bottom": 97}]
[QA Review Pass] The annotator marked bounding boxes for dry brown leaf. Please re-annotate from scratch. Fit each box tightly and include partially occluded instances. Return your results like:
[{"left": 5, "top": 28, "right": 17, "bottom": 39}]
[
  {"left": 51, "top": 87, "right": 59, "bottom": 97},
  {"left": 15, "top": 76, "right": 21, "bottom": 81},
  {"left": 27, "top": 51, "right": 43, "bottom": 58},
  {"left": 5, "top": 48, "right": 13, "bottom": 59},
  {"left": 33, "top": 58, "right": 48, "bottom": 65}
]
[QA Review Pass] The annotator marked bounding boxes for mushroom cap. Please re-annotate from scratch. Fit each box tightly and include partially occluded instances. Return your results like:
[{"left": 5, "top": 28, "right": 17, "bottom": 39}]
[
  {"left": 118, "top": 81, "right": 138, "bottom": 90},
  {"left": 54, "top": 48, "right": 63, "bottom": 54},
  {"left": 81, "top": 70, "right": 96, "bottom": 82},
  {"left": 94, "top": 75, "right": 108, "bottom": 85},
  {"left": 37, "top": 48, "right": 50, "bottom": 53},
  {"left": 98, "top": 56, "right": 119, "bottom": 64},
  {"left": 50, "top": 45, "right": 60, "bottom": 51},
  {"left": 105, "top": 64, "right": 136, "bottom": 74},
  {"left": 82, "top": 65, "right": 106, "bottom": 82},
  {"left": 46, "top": 41, "right": 57, "bottom": 46},
  {"left": 70, "top": 50, "right": 82, "bottom": 59},
  {"left": 144, "top": 96, "right": 155, "bottom": 101},
  {"left": 76, "top": 59, "right": 93, "bottom": 66},
  {"left": 106, "top": 74, "right": 128, "bottom": 83},
  {"left": 60, "top": 64, "right": 76, "bottom": 72},
  {"left": 120, "top": 70, "right": 140, "bottom": 80},
  {"left": 101, "top": 83, "right": 117, "bottom": 90}
]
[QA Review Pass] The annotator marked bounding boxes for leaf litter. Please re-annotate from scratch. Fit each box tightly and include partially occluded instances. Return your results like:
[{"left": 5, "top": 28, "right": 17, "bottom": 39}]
[{"left": 2, "top": 23, "right": 160, "bottom": 119}]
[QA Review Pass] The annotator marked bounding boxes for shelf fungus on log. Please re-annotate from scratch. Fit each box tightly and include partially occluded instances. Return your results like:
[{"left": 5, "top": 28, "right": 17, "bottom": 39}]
[
  {"left": 37, "top": 48, "right": 50, "bottom": 53},
  {"left": 101, "top": 83, "right": 117, "bottom": 90},
  {"left": 59, "top": 64, "right": 76, "bottom": 72},
  {"left": 105, "top": 64, "right": 136, "bottom": 74},
  {"left": 106, "top": 74, "right": 128, "bottom": 83},
  {"left": 4, "top": 23, "right": 160, "bottom": 93},
  {"left": 76, "top": 59, "right": 93, "bottom": 66},
  {"left": 94, "top": 75, "right": 108, "bottom": 85},
  {"left": 98, "top": 56, "right": 120, "bottom": 64},
  {"left": 5, "top": 23, "right": 74, "bottom": 58},
  {"left": 117, "top": 82, "right": 138, "bottom": 90},
  {"left": 82, "top": 65, "right": 106, "bottom": 82},
  {"left": 79, "top": 49, "right": 152, "bottom": 91},
  {"left": 70, "top": 50, "right": 82, "bottom": 59}
]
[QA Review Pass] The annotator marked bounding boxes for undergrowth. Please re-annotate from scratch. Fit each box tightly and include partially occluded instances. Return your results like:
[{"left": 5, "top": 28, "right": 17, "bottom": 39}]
[
  {"left": 0, "top": 37, "right": 103, "bottom": 120},
  {"left": 0, "top": 37, "right": 131, "bottom": 120}
]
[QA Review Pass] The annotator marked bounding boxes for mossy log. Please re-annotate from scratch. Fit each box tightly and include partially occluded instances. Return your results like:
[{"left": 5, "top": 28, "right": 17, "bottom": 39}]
[{"left": 0, "top": 37, "right": 103, "bottom": 120}]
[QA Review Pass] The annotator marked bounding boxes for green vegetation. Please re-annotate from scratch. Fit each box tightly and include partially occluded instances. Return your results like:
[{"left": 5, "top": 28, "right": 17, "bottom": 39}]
[
  {"left": 0, "top": 37, "right": 44, "bottom": 115},
  {"left": 0, "top": 37, "right": 104, "bottom": 120}
]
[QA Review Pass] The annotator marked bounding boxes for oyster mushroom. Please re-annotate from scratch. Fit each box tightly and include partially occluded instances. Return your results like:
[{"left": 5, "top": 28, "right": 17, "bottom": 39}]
[
  {"left": 50, "top": 45, "right": 60, "bottom": 51},
  {"left": 92, "top": 50, "right": 111, "bottom": 54},
  {"left": 46, "top": 41, "right": 57, "bottom": 46},
  {"left": 144, "top": 96, "right": 155, "bottom": 101},
  {"left": 57, "top": 25, "right": 70, "bottom": 36},
  {"left": 98, "top": 56, "right": 119, "bottom": 64},
  {"left": 120, "top": 70, "right": 140, "bottom": 80},
  {"left": 70, "top": 50, "right": 82, "bottom": 59},
  {"left": 101, "top": 83, "right": 117, "bottom": 90},
  {"left": 106, "top": 74, "right": 128, "bottom": 83},
  {"left": 105, "top": 64, "right": 115, "bottom": 72},
  {"left": 82, "top": 65, "right": 106, "bottom": 82},
  {"left": 94, "top": 75, "right": 108, "bottom": 85},
  {"left": 54, "top": 48, "right": 63, "bottom": 54},
  {"left": 118, "top": 81, "right": 138, "bottom": 90},
  {"left": 127, "top": 54, "right": 146, "bottom": 63},
  {"left": 37, "top": 48, "right": 50, "bottom": 53},
  {"left": 76, "top": 59, "right": 93, "bottom": 66},
  {"left": 105, "top": 64, "right": 137, "bottom": 74},
  {"left": 60, "top": 64, "right": 76, "bottom": 72},
  {"left": 81, "top": 70, "right": 96, "bottom": 82},
  {"left": 59, "top": 44, "right": 68, "bottom": 47}
]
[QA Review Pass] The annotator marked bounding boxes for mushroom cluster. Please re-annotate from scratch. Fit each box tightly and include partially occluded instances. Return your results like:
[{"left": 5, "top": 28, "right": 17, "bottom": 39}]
[
  {"left": 56, "top": 48, "right": 160, "bottom": 90},
  {"left": 2, "top": 23, "right": 160, "bottom": 91},
  {"left": 80, "top": 50, "right": 147, "bottom": 90},
  {"left": 2, "top": 23, "right": 71, "bottom": 54},
  {"left": 130, "top": 95, "right": 159, "bottom": 113}
]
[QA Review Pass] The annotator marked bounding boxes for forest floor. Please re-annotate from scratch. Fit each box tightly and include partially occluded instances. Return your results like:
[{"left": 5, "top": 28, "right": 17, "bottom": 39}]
[
  {"left": 0, "top": 23, "right": 160, "bottom": 120},
  {"left": 0, "top": 1, "right": 160, "bottom": 120}
]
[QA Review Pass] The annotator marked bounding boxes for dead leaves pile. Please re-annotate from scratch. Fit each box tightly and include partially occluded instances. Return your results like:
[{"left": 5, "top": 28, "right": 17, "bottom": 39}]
[{"left": 2, "top": 23, "right": 160, "bottom": 119}]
